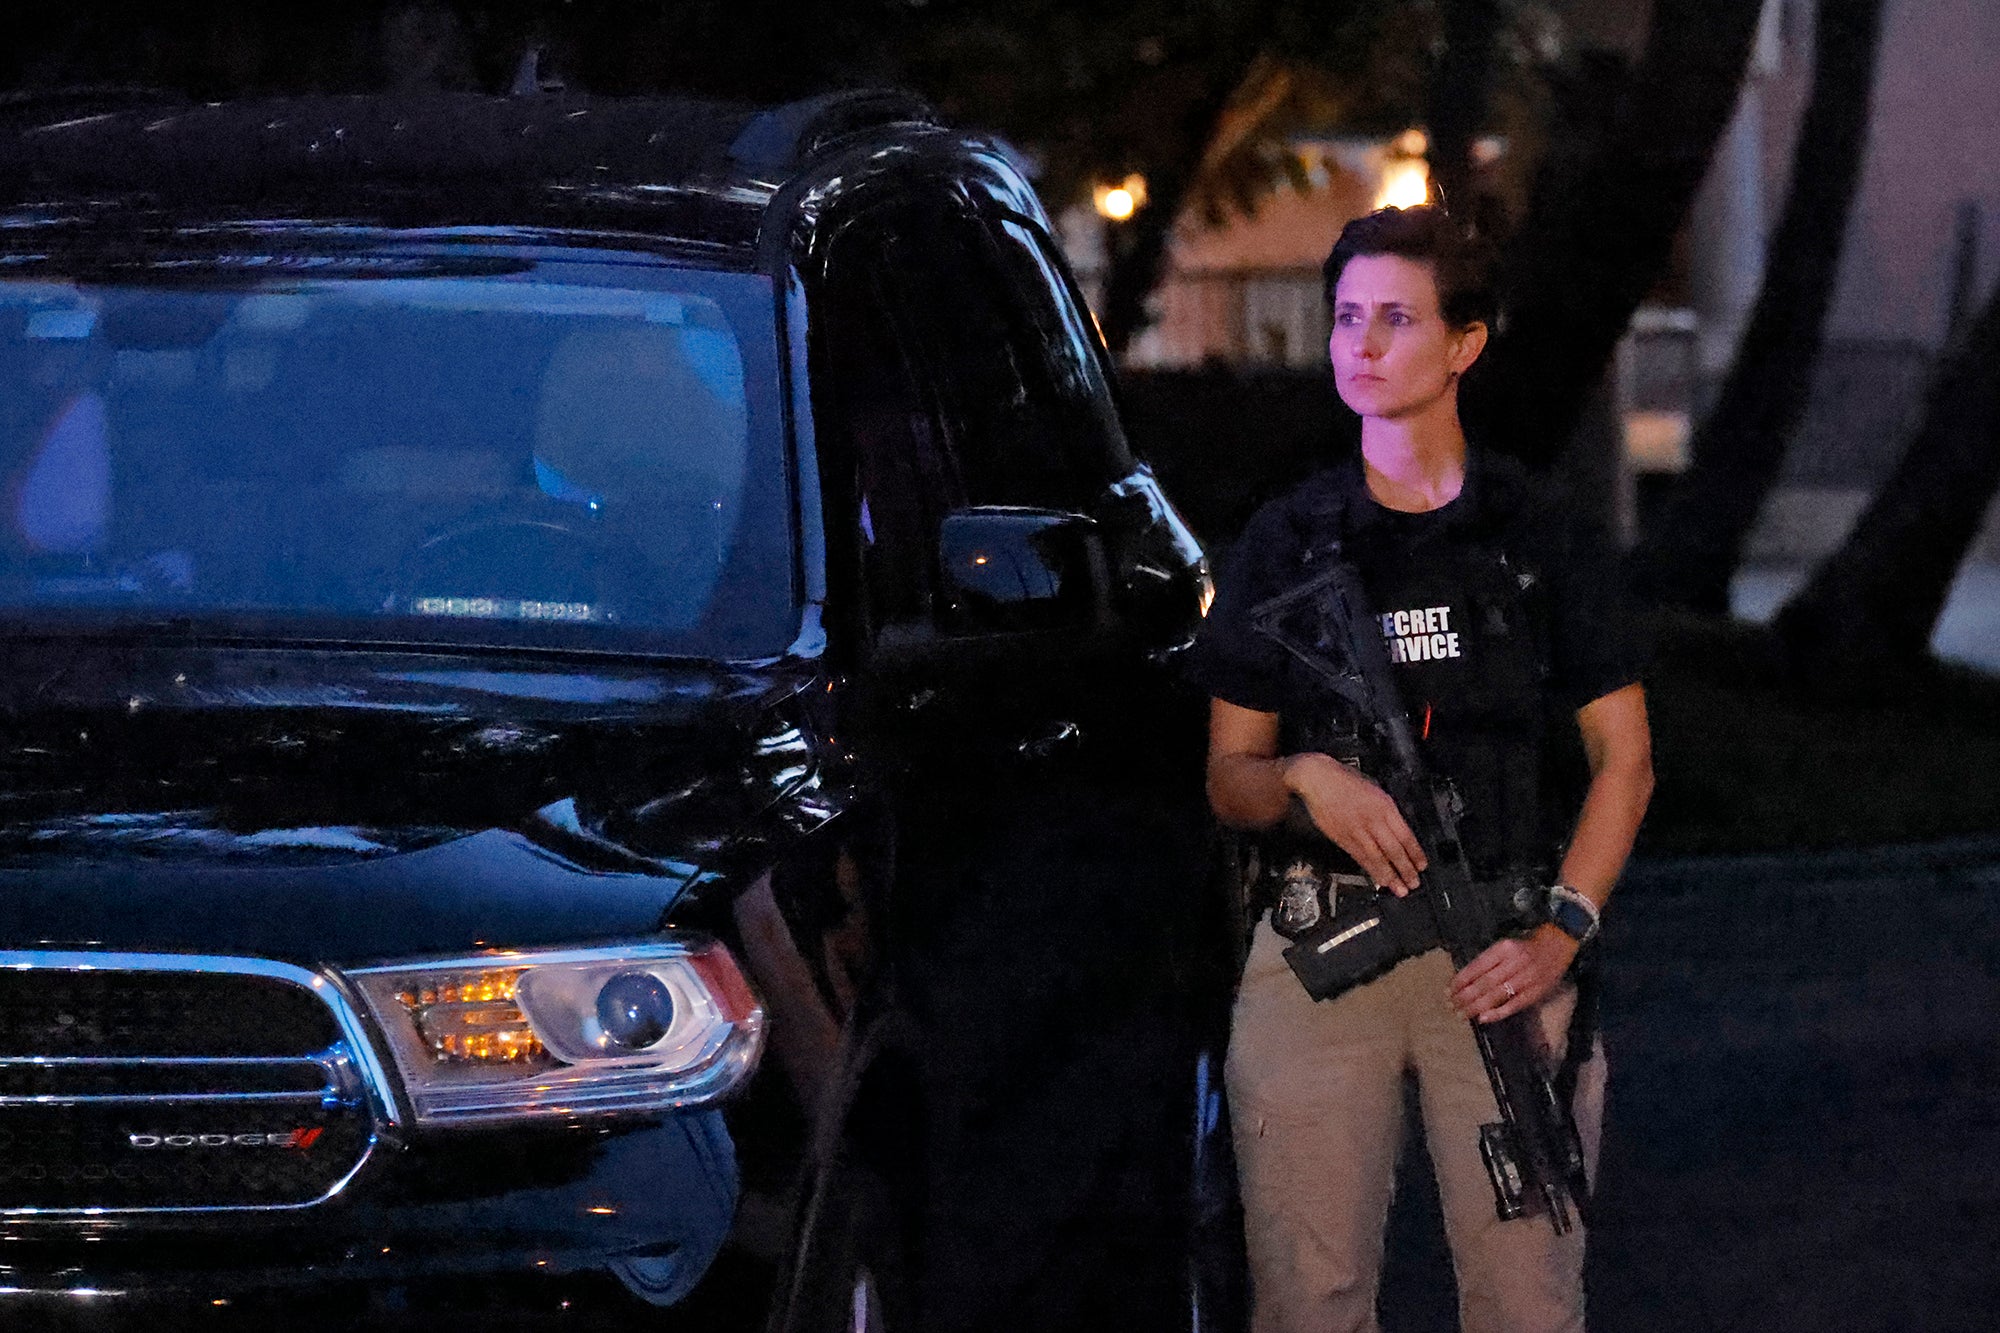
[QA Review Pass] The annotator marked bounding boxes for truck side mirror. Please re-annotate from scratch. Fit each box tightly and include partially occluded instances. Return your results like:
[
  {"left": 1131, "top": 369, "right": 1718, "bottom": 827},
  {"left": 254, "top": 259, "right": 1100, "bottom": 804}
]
[{"left": 935, "top": 506, "right": 1105, "bottom": 637}]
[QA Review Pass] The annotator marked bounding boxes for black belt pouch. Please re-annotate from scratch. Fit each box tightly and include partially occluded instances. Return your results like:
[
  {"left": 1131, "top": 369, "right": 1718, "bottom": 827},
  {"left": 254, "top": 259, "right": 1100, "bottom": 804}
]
[{"left": 1280, "top": 889, "right": 1436, "bottom": 1001}]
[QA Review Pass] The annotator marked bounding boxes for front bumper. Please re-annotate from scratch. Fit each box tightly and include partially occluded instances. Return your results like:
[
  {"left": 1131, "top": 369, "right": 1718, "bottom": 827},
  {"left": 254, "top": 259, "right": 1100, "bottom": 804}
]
[
  {"left": 0, "top": 1109, "right": 738, "bottom": 1307},
  {"left": 0, "top": 946, "right": 748, "bottom": 1310}
]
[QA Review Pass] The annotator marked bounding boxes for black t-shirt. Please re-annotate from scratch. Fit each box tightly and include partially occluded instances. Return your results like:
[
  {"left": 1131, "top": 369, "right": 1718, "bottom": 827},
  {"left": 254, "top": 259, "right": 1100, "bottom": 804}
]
[{"left": 1188, "top": 449, "right": 1647, "bottom": 873}]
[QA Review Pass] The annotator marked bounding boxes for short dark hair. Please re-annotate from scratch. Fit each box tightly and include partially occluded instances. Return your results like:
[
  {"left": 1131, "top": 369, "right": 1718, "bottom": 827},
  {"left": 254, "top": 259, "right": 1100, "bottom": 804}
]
[{"left": 1321, "top": 205, "right": 1499, "bottom": 330}]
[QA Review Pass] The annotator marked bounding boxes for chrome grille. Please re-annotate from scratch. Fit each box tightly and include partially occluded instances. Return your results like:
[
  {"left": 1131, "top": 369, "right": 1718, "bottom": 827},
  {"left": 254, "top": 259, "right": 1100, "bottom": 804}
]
[
  {"left": 0, "top": 968, "right": 340, "bottom": 1057},
  {"left": 0, "top": 953, "right": 394, "bottom": 1214}
]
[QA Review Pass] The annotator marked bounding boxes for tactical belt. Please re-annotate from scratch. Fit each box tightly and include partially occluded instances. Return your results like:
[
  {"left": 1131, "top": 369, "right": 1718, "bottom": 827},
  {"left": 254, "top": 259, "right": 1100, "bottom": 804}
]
[{"left": 1257, "top": 853, "right": 1549, "bottom": 1002}]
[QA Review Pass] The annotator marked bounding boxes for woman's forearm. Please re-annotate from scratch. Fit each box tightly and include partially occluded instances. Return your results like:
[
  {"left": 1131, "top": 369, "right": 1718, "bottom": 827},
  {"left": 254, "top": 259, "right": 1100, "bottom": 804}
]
[
  {"left": 1207, "top": 751, "right": 1297, "bottom": 831},
  {"left": 1208, "top": 720, "right": 1428, "bottom": 891},
  {"left": 1557, "top": 750, "right": 1653, "bottom": 905},
  {"left": 1556, "top": 683, "right": 1654, "bottom": 906},
  {"left": 1208, "top": 700, "right": 1299, "bottom": 831}
]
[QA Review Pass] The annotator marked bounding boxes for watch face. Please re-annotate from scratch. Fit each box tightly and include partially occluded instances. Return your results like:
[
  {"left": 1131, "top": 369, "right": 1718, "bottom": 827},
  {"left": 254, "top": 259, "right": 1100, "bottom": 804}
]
[{"left": 1551, "top": 897, "right": 1595, "bottom": 941}]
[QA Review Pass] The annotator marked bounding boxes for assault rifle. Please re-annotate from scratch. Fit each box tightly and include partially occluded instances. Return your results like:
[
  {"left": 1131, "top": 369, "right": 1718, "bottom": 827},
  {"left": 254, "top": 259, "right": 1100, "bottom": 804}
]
[{"left": 1247, "top": 554, "right": 1591, "bottom": 1235}]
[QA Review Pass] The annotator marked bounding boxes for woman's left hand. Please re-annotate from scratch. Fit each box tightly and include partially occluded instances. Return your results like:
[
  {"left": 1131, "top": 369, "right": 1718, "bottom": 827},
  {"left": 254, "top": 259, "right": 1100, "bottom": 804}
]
[{"left": 1449, "top": 926, "right": 1578, "bottom": 1024}]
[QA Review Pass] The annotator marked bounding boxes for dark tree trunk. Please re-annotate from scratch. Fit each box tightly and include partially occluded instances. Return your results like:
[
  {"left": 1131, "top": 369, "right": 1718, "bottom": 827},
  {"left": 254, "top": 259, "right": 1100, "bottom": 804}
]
[
  {"left": 1098, "top": 76, "right": 1245, "bottom": 359},
  {"left": 1468, "top": 0, "right": 1766, "bottom": 470},
  {"left": 1099, "top": 52, "right": 1276, "bottom": 356},
  {"left": 1633, "top": 0, "right": 1887, "bottom": 612},
  {"left": 1425, "top": 0, "right": 1501, "bottom": 216},
  {"left": 1096, "top": 0, "right": 1306, "bottom": 359},
  {"left": 1772, "top": 283, "right": 2000, "bottom": 692}
]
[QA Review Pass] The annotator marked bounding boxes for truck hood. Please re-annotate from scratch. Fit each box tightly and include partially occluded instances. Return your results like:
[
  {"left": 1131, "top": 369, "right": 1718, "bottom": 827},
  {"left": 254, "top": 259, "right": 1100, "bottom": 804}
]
[{"left": 0, "top": 636, "right": 818, "bottom": 963}]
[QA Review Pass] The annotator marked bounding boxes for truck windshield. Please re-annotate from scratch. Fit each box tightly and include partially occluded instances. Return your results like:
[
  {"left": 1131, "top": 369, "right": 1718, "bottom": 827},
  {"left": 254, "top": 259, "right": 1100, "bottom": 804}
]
[{"left": 0, "top": 253, "right": 795, "bottom": 658}]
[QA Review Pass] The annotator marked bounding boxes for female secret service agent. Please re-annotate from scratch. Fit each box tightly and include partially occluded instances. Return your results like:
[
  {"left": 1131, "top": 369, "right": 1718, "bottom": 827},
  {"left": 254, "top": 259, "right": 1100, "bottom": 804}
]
[{"left": 1189, "top": 206, "right": 1653, "bottom": 1333}]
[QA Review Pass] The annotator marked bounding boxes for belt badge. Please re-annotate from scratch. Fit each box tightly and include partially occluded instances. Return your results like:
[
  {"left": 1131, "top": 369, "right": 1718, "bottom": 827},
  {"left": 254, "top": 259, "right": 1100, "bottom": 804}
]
[{"left": 1275, "top": 861, "right": 1324, "bottom": 934}]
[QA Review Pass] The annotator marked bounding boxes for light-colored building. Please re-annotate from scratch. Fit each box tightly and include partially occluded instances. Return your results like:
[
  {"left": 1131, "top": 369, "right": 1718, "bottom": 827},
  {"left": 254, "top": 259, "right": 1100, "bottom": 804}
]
[
  {"left": 1060, "top": 137, "right": 1419, "bottom": 370},
  {"left": 1713, "top": 0, "right": 2000, "bottom": 561}
]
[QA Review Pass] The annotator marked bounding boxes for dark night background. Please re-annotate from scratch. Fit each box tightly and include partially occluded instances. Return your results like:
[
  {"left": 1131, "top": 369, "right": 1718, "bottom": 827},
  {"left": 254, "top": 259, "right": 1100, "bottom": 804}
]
[{"left": 4, "top": 1, "right": 1997, "bottom": 1329}]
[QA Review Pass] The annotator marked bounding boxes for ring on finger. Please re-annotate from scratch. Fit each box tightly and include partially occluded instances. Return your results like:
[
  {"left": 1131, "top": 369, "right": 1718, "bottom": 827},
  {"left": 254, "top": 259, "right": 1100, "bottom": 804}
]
[{"left": 1502, "top": 981, "right": 1517, "bottom": 1000}]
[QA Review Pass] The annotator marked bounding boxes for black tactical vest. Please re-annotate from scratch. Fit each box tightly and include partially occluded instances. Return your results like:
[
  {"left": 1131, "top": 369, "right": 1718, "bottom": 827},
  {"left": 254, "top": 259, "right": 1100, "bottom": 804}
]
[{"left": 1271, "top": 471, "right": 1561, "bottom": 879}]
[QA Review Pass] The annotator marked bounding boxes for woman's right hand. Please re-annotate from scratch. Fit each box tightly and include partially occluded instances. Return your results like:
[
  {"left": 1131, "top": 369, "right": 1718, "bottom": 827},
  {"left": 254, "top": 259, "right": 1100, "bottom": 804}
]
[{"left": 1281, "top": 752, "right": 1428, "bottom": 894}]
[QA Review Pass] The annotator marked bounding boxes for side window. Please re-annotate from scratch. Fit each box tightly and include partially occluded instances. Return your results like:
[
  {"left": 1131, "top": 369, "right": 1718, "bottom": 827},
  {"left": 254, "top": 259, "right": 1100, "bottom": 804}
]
[
  {"left": 810, "top": 203, "right": 1138, "bottom": 636},
  {"left": 812, "top": 235, "right": 962, "bottom": 629},
  {"left": 987, "top": 217, "right": 1135, "bottom": 481},
  {"left": 873, "top": 209, "right": 1118, "bottom": 512}
]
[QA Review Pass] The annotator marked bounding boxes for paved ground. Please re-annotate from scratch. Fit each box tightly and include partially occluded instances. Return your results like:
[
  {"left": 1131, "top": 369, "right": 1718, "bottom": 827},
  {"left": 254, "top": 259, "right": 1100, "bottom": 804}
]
[
  {"left": 26, "top": 838, "right": 2000, "bottom": 1331},
  {"left": 1379, "top": 837, "right": 2000, "bottom": 1333}
]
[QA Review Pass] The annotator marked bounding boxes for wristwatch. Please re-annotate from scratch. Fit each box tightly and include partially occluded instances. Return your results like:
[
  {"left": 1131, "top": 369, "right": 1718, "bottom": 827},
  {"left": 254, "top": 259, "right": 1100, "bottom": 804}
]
[{"left": 1545, "top": 883, "right": 1601, "bottom": 945}]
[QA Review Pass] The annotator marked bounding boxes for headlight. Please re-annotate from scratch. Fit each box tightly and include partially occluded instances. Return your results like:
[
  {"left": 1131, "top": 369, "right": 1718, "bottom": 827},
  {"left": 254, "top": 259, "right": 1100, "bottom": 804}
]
[{"left": 346, "top": 938, "right": 765, "bottom": 1126}]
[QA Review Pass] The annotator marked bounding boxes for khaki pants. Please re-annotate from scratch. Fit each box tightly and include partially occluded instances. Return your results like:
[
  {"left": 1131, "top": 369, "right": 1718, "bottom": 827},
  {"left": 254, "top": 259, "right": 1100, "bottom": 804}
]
[{"left": 1226, "top": 920, "right": 1607, "bottom": 1333}]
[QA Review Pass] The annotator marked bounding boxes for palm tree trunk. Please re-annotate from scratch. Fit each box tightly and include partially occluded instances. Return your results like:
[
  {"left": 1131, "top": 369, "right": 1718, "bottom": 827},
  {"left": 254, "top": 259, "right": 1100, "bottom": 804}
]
[
  {"left": 1634, "top": 0, "right": 1887, "bottom": 612},
  {"left": 1097, "top": 78, "right": 1249, "bottom": 359},
  {"left": 1469, "top": 0, "right": 1767, "bottom": 470},
  {"left": 1425, "top": 0, "right": 1502, "bottom": 216},
  {"left": 1773, "top": 283, "right": 2000, "bottom": 692},
  {"left": 1098, "top": 4, "right": 1285, "bottom": 359}
]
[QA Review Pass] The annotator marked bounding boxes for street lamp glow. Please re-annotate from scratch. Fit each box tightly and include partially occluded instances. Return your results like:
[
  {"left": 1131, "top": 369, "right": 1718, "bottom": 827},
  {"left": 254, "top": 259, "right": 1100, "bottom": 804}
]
[
  {"left": 1093, "top": 174, "right": 1148, "bottom": 222},
  {"left": 1375, "top": 158, "right": 1430, "bottom": 211}
]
